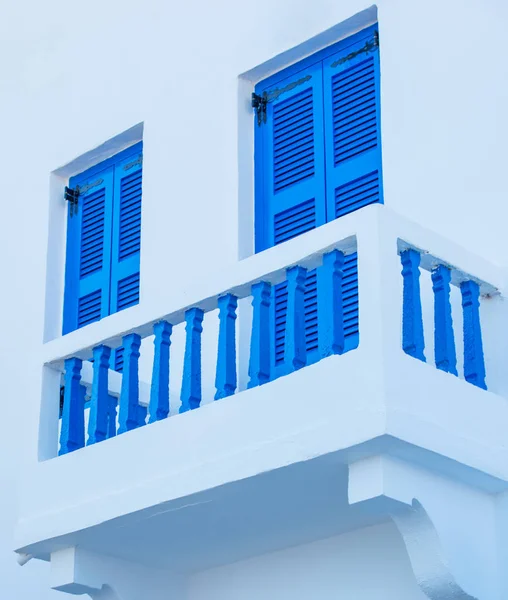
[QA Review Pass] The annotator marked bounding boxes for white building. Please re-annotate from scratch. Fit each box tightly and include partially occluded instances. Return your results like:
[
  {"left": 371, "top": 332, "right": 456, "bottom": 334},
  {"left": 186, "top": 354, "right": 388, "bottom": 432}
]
[{"left": 2, "top": 0, "right": 508, "bottom": 598}]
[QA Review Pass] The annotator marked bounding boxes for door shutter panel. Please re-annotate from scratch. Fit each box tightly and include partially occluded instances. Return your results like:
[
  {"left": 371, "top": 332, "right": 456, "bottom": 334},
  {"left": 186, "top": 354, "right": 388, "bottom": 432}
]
[
  {"left": 255, "top": 62, "right": 326, "bottom": 252},
  {"left": 63, "top": 168, "right": 114, "bottom": 334},
  {"left": 110, "top": 148, "right": 142, "bottom": 314},
  {"left": 273, "top": 255, "right": 359, "bottom": 370},
  {"left": 274, "top": 269, "right": 318, "bottom": 368},
  {"left": 342, "top": 252, "right": 359, "bottom": 350},
  {"left": 323, "top": 28, "right": 382, "bottom": 221}
]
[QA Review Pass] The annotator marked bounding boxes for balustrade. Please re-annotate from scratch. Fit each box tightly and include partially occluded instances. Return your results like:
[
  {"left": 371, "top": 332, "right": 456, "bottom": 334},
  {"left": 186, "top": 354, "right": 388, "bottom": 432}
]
[{"left": 57, "top": 229, "right": 496, "bottom": 457}]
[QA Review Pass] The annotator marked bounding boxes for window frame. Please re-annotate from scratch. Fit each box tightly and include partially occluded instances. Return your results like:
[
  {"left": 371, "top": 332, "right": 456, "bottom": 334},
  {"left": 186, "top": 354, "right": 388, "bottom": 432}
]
[
  {"left": 253, "top": 23, "right": 380, "bottom": 253},
  {"left": 62, "top": 141, "right": 143, "bottom": 335}
]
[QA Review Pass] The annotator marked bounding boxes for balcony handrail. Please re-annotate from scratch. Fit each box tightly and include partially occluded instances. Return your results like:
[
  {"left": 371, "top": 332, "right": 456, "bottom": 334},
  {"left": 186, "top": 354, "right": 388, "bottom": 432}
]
[
  {"left": 43, "top": 223, "right": 361, "bottom": 370},
  {"left": 43, "top": 206, "right": 504, "bottom": 370},
  {"left": 46, "top": 204, "right": 506, "bottom": 460},
  {"left": 397, "top": 239, "right": 498, "bottom": 296}
]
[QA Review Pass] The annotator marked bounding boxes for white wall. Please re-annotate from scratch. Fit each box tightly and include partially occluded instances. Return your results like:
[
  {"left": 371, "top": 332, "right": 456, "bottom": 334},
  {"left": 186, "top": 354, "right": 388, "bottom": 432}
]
[
  {"left": 188, "top": 522, "right": 426, "bottom": 600},
  {"left": 1, "top": 0, "right": 507, "bottom": 597}
]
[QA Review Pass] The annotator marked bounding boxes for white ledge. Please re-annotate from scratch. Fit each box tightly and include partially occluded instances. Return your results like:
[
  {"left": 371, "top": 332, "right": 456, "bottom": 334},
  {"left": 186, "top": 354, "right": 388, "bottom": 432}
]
[{"left": 41, "top": 205, "right": 505, "bottom": 370}]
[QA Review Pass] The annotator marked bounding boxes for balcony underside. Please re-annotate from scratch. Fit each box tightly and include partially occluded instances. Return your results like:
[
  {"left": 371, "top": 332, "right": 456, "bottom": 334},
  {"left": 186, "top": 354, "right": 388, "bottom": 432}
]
[{"left": 17, "top": 345, "right": 508, "bottom": 572}]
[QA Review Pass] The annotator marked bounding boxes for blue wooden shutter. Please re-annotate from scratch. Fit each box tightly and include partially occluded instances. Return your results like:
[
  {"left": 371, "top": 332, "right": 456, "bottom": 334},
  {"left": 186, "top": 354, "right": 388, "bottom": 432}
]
[
  {"left": 274, "top": 269, "right": 318, "bottom": 368},
  {"left": 63, "top": 168, "right": 114, "bottom": 334},
  {"left": 323, "top": 27, "right": 383, "bottom": 221},
  {"left": 342, "top": 252, "right": 359, "bottom": 351},
  {"left": 255, "top": 62, "right": 326, "bottom": 252},
  {"left": 274, "top": 253, "right": 359, "bottom": 370},
  {"left": 110, "top": 148, "right": 142, "bottom": 314}
]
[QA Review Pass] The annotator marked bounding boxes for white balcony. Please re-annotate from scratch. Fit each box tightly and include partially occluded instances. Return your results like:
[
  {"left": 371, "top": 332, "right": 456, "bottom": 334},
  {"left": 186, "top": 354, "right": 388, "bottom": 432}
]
[{"left": 15, "top": 205, "right": 508, "bottom": 600}]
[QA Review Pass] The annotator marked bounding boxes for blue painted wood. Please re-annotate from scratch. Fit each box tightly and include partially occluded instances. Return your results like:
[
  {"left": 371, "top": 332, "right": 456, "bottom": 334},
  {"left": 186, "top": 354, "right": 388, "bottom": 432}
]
[
  {"left": 257, "top": 25, "right": 377, "bottom": 90},
  {"left": 400, "top": 249, "right": 425, "bottom": 361},
  {"left": 323, "top": 27, "right": 383, "bottom": 222},
  {"left": 248, "top": 282, "right": 272, "bottom": 388},
  {"left": 149, "top": 321, "right": 173, "bottom": 423},
  {"left": 215, "top": 294, "right": 238, "bottom": 400},
  {"left": 118, "top": 333, "right": 141, "bottom": 433},
  {"left": 318, "top": 250, "right": 345, "bottom": 357},
  {"left": 107, "top": 395, "right": 118, "bottom": 439},
  {"left": 180, "top": 308, "right": 204, "bottom": 413},
  {"left": 63, "top": 167, "right": 114, "bottom": 334},
  {"left": 254, "top": 25, "right": 380, "bottom": 254},
  {"left": 63, "top": 142, "right": 143, "bottom": 335},
  {"left": 59, "top": 358, "right": 85, "bottom": 455},
  {"left": 87, "top": 345, "right": 112, "bottom": 445},
  {"left": 284, "top": 266, "right": 307, "bottom": 372},
  {"left": 255, "top": 61, "right": 326, "bottom": 253},
  {"left": 461, "top": 280, "right": 487, "bottom": 389},
  {"left": 431, "top": 266, "right": 457, "bottom": 375},
  {"left": 110, "top": 148, "right": 143, "bottom": 315}
]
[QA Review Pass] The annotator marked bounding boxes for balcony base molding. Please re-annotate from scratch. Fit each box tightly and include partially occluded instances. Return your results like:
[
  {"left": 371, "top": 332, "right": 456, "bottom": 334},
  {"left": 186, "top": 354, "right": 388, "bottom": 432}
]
[
  {"left": 50, "top": 547, "right": 183, "bottom": 600},
  {"left": 35, "top": 454, "right": 501, "bottom": 600},
  {"left": 349, "top": 455, "right": 491, "bottom": 600}
]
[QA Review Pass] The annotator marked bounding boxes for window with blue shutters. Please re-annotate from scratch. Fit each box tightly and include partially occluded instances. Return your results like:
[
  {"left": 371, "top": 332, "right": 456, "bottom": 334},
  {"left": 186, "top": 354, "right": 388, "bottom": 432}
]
[
  {"left": 254, "top": 25, "right": 381, "bottom": 362},
  {"left": 63, "top": 142, "right": 143, "bottom": 336}
]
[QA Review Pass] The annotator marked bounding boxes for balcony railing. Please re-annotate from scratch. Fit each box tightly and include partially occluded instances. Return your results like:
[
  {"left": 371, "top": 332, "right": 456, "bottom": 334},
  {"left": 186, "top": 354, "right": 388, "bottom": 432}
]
[
  {"left": 58, "top": 244, "right": 360, "bottom": 455},
  {"left": 43, "top": 207, "right": 501, "bottom": 460}
]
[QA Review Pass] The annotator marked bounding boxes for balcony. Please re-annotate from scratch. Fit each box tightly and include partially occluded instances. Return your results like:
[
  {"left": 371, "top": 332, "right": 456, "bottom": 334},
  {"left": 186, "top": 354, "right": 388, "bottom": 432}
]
[{"left": 16, "top": 205, "right": 508, "bottom": 599}]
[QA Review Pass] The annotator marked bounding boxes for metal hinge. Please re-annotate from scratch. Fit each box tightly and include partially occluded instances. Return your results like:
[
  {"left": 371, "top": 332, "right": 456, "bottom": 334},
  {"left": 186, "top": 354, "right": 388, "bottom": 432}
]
[
  {"left": 64, "top": 177, "right": 103, "bottom": 217},
  {"left": 64, "top": 185, "right": 80, "bottom": 217},
  {"left": 252, "top": 91, "right": 268, "bottom": 126},
  {"left": 331, "top": 30, "right": 379, "bottom": 68},
  {"left": 252, "top": 31, "right": 379, "bottom": 125},
  {"left": 252, "top": 74, "right": 312, "bottom": 127}
]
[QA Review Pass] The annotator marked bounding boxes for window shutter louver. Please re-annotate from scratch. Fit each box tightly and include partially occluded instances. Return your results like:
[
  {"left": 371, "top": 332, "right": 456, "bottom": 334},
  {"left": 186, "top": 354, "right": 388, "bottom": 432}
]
[
  {"left": 63, "top": 168, "right": 114, "bottom": 334},
  {"left": 255, "top": 27, "right": 379, "bottom": 366},
  {"left": 255, "top": 62, "right": 327, "bottom": 252},
  {"left": 273, "top": 254, "right": 359, "bottom": 368},
  {"left": 274, "top": 269, "right": 319, "bottom": 367},
  {"left": 110, "top": 150, "right": 142, "bottom": 314},
  {"left": 323, "top": 30, "right": 383, "bottom": 221},
  {"left": 342, "top": 252, "right": 359, "bottom": 350}
]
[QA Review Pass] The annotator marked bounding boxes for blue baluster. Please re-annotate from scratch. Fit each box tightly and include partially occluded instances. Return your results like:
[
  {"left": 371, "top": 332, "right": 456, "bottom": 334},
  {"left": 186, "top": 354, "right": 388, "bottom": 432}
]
[
  {"left": 284, "top": 266, "right": 307, "bottom": 373},
  {"left": 107, "top": 395, "right": 118, "bottom": 439},
  {"left": 432, "top": 266, "right": 457, "bottom": 375},
  {"left": 87, "top": 345, "right": 111, "bottom": 445},
  {"left": 461, "top": 280, "right": 487, "bottom": 389},
  {"left": 248, "top": 282, "right": 271, "bottom": 388},
  {"left": 400, "top": 249, "right": 425, "bottom": 361},
  {"left": 118, "top": 333, "right": 141, "bottom": 434},
  {"left": 180, "top": 308, "right": 204, "bottom": 413},
  {"left": 149, "top": 321, "right": 173, "bottom": 423},
  {"left": 318, "top": 250, "right": 345, "bottom": 358},
  {"left": 215, "top": 294, "right": 238, "bottom": 400},
  {"left": 59, "top": 358, "right": 85, "bottom": 455}
]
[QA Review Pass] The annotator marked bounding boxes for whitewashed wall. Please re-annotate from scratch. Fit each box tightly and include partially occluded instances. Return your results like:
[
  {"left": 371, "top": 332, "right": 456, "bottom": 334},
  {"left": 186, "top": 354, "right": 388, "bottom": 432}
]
[
  {"left": 188, "top": 522, "right": 427, "bottom": 600},
  {"left": 1, "top": 0, "right": 507, "bottom": 597}
]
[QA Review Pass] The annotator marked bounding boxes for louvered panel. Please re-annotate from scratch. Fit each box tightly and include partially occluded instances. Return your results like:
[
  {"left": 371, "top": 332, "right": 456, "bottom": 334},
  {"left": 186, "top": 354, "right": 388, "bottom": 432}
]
[
  {"left": 78, "top": 290, "right": 102, "bottom": 328},
  {"left": 80, "top": 189, "right": 106, "bottom": 278},
  {"left": 273, "top": 88, "right": 315, "bottom": 193},
  {"left": 343, "top": 252, "right": 359, "bottom": 339},
  {"left": 274, "top": 283, "right": 287, "bottom": 364},
  {"left": 114, "top": 347, "right": 124, "bottom": 373},
  {"left": 335, "top": 171, "right": 380, "bottom": 218},
  {"left": 117, "top": 272, "right": 140, "bottom": 311},
  {"left": 304, "top": 271, "right": 318, "bottom": 353},
  {"left": 274, "top": 198, "right": 316, "bottom": 245},
  {"left": 274, "top": 253, "right": 359, "bottom": 363},
  {"left": 274, "top": 270, "right": 318, "bottom": 365},
  {"left": 332, "top": 57, "right": 378, "bottom": 166},
  {"left": 119, "top": 170, "right": 142, "bottom": 261}
]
